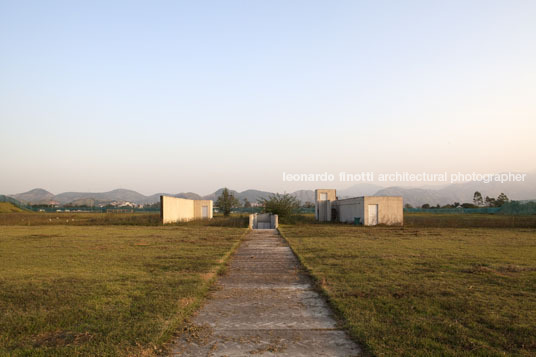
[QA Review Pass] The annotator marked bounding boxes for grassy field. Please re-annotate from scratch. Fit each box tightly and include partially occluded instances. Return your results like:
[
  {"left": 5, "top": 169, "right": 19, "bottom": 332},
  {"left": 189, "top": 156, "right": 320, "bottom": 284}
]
[
  {"left": 0, "top": 202, "right": 25, "bottom": 213},
  {"left": 284, "top": 212, "right": 536, "bottom": 228},
  {"left": 0, "top": 224, "right": 246, "bottom": 356},
  {"left": 0, "top": 211, "right": 249, "bottom": 227},
  {"left": 404, "top": 212, "right": 536, "bottom": 228},
  {"left": 280, "top": 224, "right": 536, "bottom": 356}
]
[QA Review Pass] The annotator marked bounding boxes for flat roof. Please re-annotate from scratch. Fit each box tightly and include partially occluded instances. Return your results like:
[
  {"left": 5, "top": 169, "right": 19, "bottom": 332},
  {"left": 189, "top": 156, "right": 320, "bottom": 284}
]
[{"left": 334, "top": 195, "right": 402, "bottom": 202}]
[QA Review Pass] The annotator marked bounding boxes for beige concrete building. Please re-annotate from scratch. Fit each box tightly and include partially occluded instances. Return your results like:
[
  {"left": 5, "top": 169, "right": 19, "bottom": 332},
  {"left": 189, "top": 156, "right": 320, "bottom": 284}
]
[
  {"left": 315, "top": 189, "right": 403, "bottom": 226},
  {"left": 315, "top": 189, "right": 337, "bottom": 221},
  {"left": 160, "top": 195, "right": 213, "bottom": 224}
]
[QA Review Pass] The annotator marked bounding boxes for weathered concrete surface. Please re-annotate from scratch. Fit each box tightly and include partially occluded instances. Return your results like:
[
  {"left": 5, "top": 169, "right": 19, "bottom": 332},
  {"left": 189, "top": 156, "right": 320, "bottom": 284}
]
[
  {"left": 169, "top": 229, "right": 361, "bottom": 356},
  {"left": 249, "top": 213, "right": 279, "bottom": 229},
  {"left": 160, "top": 196, "right": 213, "bottom": 224}
]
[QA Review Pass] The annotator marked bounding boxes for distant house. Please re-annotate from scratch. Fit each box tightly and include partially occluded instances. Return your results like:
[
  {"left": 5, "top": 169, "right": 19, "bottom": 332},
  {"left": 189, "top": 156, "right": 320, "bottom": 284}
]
[
  {"left": 315, "top": 189, "right": 403, "bottom": 226},
  {"left": 160, "top": 195, "right": 213, "bottom": 224}
]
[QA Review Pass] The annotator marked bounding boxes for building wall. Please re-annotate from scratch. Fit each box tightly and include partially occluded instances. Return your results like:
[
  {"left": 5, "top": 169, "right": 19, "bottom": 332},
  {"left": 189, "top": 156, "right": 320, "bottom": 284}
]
[
  {"left": 317, "top": 200, "right": 332, "bottom": 221},
  {"left": 314, "top": 189, "right": 337, "bottom": 202},
  {"left": 315, "top": 189, "right": 337, "bottom": 221},
  {"left": 161, "top": 196, "right": 214, "bottom": 223},
  {"left": 194, "top": 200, "right": 213, "bottom": 219},
  {"left": 312, "top": 188, "right": 404, "bottom": 226},
  {"left": 363, "top": 196, "right": 403, "bottom": 226},
  {"left": 248, "top": 213, "right": 278, "bottom": 229},
  {"left": 161, "top": 196, "right": 194, "bottom": 223},
  {"left": 332, "top": 197, "right": 364, "bottom": 224}
]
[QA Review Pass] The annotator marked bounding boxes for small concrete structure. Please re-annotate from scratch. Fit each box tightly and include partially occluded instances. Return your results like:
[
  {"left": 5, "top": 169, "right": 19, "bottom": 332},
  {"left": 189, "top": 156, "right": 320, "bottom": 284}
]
[
  {"left": 315, "top": 189, "right": 403, "bottom": 226},
  {"left": 315, "top": 189, "right": 337, "bottom": 222},
  {"left": 160, "top": 195, "right": 213, "bottom": 224},
  {"left": 249, "top": 213, "right": 278, "bottom": 229}
]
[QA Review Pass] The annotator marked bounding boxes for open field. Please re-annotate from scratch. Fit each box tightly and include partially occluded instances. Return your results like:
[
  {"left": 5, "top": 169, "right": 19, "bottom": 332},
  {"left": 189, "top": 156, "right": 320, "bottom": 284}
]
[
  {"left": 0, "top": 202, "right": 25, "bottom": 213},
  {"left": 2, "top": 210, "right": 535, "bottom": 228},
  {"left": 280, "top": 224, "right": 536, "bottom": 356},
  {"left": 0, "top": 212, "right": 249, "bottom": 227},
  {"left": 285, "top": 212, "right": 536, "bottom": 228},
  {"left": 0, "top": 224, "right": 246, "bottom": 356},
  {"left": 404, "top": 212, "right": 536, "bottom": 228}
]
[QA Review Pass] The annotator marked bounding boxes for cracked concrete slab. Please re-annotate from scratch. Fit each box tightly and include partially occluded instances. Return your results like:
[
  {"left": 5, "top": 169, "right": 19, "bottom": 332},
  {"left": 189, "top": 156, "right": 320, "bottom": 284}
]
[{"left": 169, "top": 229, "right": 361, "bottom": 356}]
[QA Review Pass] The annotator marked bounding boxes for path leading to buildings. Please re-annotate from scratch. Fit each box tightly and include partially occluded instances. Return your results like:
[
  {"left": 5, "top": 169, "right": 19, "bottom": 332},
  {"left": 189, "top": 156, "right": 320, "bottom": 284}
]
[{"left": 170, "top": 229, "right": 361, "bottom": 356}]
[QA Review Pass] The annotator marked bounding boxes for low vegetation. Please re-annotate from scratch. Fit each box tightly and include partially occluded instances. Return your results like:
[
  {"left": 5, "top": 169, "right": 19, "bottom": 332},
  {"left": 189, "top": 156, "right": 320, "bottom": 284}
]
[
  {"left": 280, "top": 224, "right": 536, "bottom": 356},
  {"left": 0, "top": 212, "right": 249, "bottom": 227},
  {"left": 1, "top": 210, "right": 535, "bottom": 356},
  {"left": 0, "top": 202, "right": 26, "bottom": 213},
  {"left": 288, "top": 212, "right": 536, "bottom": 228},
  {"left": 405, "top": 212, "right": 536, "bottom": 228},
  {"left": 215, "top": 188, "right": 240, "bottom": 216},
  {"left": 0, "top": 225, "right": 246, "bottom": 356},
  {"left": 258, "top": 193, "right": 300, "bottom": 221}
]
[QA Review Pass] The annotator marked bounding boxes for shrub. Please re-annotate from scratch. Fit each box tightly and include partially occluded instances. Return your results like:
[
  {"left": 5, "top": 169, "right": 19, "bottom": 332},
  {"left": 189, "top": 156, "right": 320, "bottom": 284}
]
[{"left": 258, "top": 193, "right": 300, "bottom": 219}]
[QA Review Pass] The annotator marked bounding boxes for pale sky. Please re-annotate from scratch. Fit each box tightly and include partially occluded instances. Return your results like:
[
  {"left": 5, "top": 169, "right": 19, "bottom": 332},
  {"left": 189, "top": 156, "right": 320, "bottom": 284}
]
[{"left": 1, "top": 0, "right": 535, "bottom": 195}]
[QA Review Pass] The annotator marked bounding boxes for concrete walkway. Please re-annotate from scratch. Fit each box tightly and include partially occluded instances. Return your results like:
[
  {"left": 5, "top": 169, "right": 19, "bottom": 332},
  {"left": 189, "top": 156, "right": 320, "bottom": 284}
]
[{"left": 170, "top": 229, "right": 361, "bottom": 356}]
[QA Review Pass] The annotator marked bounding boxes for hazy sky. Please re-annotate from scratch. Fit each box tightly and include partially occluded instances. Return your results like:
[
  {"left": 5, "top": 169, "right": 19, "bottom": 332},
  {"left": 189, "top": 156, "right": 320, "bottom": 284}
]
[{"left": 1, "top": 0, "right": 535, "bottom": 195}]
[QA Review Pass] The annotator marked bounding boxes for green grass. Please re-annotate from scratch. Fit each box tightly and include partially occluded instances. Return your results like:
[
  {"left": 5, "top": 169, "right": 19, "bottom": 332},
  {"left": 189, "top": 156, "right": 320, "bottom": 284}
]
[
  {"left": 280, "top": 224, "right": 536, "bottom": 356},
  {"left": 0, "top": 212, "right": 160, "bottom": 226},
  {"left": 0, "top": 202, "right": 25, "bottom": 213},
  {"left": 0, "top": 225, "right": 246, "bottom": 356},
  {"left": 0, "top": 212, "right": 250, "bottom": 227},
  {"left": 405, "top": 212, "right": 536, "bottom": 228}
]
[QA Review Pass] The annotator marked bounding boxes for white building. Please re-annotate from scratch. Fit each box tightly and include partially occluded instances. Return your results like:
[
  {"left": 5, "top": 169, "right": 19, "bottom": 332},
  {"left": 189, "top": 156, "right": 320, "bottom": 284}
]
[
  {"left": 315, "top": 189, "right": 403, "bottom": 226},
  {"left": 160, "top": 196, "right": 213, "bottom": 224}
]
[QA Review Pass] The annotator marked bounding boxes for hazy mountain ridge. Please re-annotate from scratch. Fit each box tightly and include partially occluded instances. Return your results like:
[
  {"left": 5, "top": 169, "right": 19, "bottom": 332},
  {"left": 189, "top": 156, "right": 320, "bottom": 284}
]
[
  {"left": 203, "top": 189, "right": 279, "bottom": 203},
  {"left": 10, "top": 189, "right": 202, "bottom": 205},
  {"left": 290, "top": 190, "right": 315, "bottom": 204},
  {"left": 374, "top": 177, "right": 536, "bottom": 207},
  {"left": 338, "top": 183, "right": 384, "bottom": 198},
  {"left": 10, "top": 188, "right": 55, "bottom": 205},
  {"left": 8, "top": 188, "right": 313, "bottom": 205},
  {"left": 7, "top": 176, "right": 536, "bottom": 206},
  {"left": 54, "top": 189, "right": 149, "bottom": 205}
]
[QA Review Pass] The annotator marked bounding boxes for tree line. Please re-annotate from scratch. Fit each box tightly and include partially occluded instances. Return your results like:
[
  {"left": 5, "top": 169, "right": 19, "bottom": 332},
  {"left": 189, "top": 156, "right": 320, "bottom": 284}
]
[
  {"left": 215, "top": 188, "right": 302, "bottom": 218},
  {"left": 405, "top": 191, "right": 510, "bottom": 209}
]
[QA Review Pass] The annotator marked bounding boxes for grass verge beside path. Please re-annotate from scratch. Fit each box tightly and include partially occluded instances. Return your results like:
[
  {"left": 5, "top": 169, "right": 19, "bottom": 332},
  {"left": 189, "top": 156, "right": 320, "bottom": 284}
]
[
  {"left": 279, "top": 224, "right": 536, "bottom": 356},
  {"left": 0, "top": 212, "right": 250, "bottom": 227},
  {"left": 0, "top": 225, "right": 247, "bottom": 356}
]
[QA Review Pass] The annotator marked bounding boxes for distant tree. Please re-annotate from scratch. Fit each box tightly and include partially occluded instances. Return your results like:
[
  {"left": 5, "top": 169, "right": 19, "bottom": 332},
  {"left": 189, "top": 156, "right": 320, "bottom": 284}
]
[
  {"left": 453, "top": 202, "right": 460, "bottom": 208},
  {"left": 496, "top": 193, "right": 509, "bottom": 207},
  {"left": 302, "top": 201, "right": 315, "bottom": 209},
  {"left": 421, "top": 203, "right": 431, "bottom": 209},
  {"left": 485, "top": 196, "right": 496, "bottom": 207},
  {"left": 215, "top": 188, "right": 240, "bottom": 216},
  {"left": 258, "top": 193, "right": 300, "bottom": 219},
  {"left": 404, "top": 203, "right": 413, "bottom": 209},
  {"left": 243, "top": 198, "right": 252, "bottom": 208},
  {"left": 461, "top": 203, "right": 477, "bottom": 208},
  {"left": 473, "top": 191, "right": 483, "bottom": 206},
  {"left": 146, "top": 202, "right": 160, "bottom": 209}
]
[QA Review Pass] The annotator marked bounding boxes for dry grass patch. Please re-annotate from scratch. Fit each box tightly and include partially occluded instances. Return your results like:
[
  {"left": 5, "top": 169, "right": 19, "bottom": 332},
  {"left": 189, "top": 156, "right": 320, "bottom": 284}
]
[
  {"left": 280, "top": 224, "right": 536, "bottom": 356},
  {"left": 0, "top": 225, "right": 246, "bottom": 356}
]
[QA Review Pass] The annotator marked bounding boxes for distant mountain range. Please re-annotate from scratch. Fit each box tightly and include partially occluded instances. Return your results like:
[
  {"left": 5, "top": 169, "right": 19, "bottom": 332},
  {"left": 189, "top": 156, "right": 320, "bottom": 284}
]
[
  {"left": 5, "top": 176, "right": 536, "bottom": 207},
  {"left": 374, "top": 176, "right": 536, "bottom": 207},
  {"left": 6, "top": 188, "right": 313, "bottom": 206},
  {"left": 202, "top": 189, "right": 274, "bottom": 203},
  {"left": 7, "top": 188, "right": 203, "bottom": 206}
]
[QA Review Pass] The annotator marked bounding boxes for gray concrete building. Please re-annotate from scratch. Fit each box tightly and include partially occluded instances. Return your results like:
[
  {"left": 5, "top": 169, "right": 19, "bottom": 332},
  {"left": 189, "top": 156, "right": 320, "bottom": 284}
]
[{"left": 315, "top": 189, "right": 403, "bottom": 226}]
